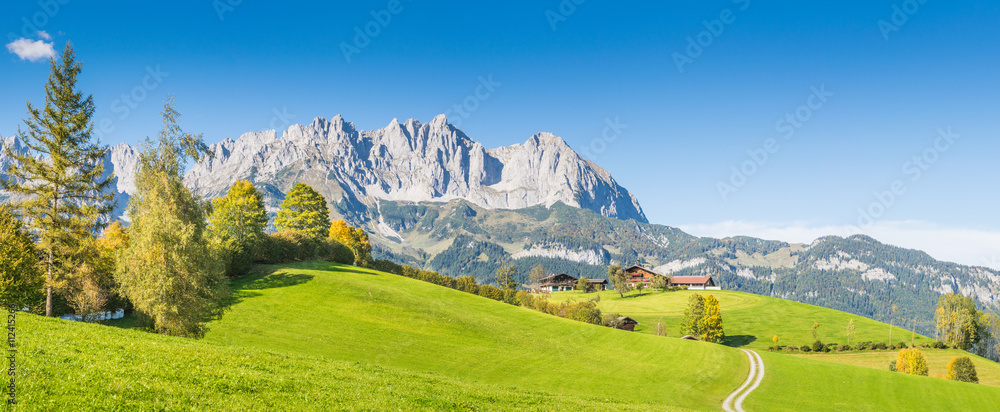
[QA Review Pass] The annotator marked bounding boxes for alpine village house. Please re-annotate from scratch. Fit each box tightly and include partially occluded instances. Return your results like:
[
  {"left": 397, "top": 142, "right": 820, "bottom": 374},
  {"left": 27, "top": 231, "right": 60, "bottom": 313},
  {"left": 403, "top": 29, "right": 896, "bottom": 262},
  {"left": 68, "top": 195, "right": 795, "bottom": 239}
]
[{"left": 538, "top": 266, "right": 717, "bottom": 293}]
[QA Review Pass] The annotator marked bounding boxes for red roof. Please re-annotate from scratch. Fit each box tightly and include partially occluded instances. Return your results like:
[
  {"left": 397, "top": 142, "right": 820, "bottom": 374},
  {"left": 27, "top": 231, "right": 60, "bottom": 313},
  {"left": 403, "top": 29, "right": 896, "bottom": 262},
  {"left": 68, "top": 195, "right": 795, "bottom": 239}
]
[{"left": 671, "top": 276, "right": 712, "bottom": 284}]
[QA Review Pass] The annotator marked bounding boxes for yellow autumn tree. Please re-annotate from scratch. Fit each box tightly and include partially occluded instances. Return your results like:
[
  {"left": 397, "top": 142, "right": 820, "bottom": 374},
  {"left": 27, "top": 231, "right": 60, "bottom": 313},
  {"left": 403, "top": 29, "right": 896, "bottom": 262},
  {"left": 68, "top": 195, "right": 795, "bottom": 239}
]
[
  {"left": 701, "top": 294, "right": 725, "bottom": 343},
  {"left": 895, "top": 348, "right": 929, "bottom": 376},
  {"left": 328, "top": 220, "right": 373, "bottom": 267}
]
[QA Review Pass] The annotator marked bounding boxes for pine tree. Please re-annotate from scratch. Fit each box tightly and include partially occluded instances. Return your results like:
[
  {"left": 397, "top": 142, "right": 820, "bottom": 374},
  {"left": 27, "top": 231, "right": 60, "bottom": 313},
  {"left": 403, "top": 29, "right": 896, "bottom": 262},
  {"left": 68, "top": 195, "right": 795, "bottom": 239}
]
[
  {"left": 0, "top": 206, "right": 44, "bottom": 310},
  {"left": 680, "top": 293, "right": 705, "bottom": 337},
  {"left": 2, "top": 44, "right": 114, "bottom": 316},
  {"left": 115, "top": 98, "right": 226, "bottom": 338},
  {"left": 275, "top": 183, "right": 330, "bottom": 239},
  {"left": 700, "top": 294, "right": 724, "bottom": 343}
]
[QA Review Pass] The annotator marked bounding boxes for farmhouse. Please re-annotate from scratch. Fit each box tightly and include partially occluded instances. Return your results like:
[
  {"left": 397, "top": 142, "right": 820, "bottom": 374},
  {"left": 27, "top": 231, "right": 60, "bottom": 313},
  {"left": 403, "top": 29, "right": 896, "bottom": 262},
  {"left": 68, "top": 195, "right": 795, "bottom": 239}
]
[
  {"left": 539, "top": 273, "right": 578, "bottom": 292},
  {"left": 670, "top": 275, "right": 718, "bottom": 290},
  {"left": 624, "top": 265, "right": 659, "bottom": 285},
  {"left": 587, "top": 278, "right": 609, "bottom": 291}
]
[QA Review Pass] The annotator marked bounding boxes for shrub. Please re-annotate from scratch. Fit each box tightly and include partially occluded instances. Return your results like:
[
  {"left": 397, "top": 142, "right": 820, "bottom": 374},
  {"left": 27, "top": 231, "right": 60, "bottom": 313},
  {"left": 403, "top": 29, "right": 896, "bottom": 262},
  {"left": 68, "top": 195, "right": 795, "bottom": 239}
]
[
  {"left": 329, "top": 241, "right": 356, "bottom": 265},
  {"left": 455, "top": 276, "right": 479, "bottom": 294},
  {"left": 932, "top": 341, "right": 948, "bottom": 349},
  {"left": 800, "top": 345, "right": 812, "bottom": 352},
  {"left": 946, "top": 356, "right": 979, "bottom": 384},
  {"left": 826, "top": 343, "right": 839, "bottom": 351},
  {"left": 875, "top": 342, "right": 888, "bottom": 350},
  {"left": 837, "top": 345, "right": 851, "bottom": 352},
  {"left": 854, "top": 341, "right": 871, "bottom": 351},
  {"left": 812, "top": 340, "right": 826, "bottom": 353},
  {"left": 896, "top": 341, "right": 908, "bottom": 350},
  {"left": 888, "top": 360, "right": 897, "bottom": 372},
  {"left": 516, "top": 291, "right": 534, "bottom": 308},
  {"left": 476, "top": 284, "right": 504, "bottom": 301},
  {"left": 784, "top": 346, "right": 799, "bottom": 353}
]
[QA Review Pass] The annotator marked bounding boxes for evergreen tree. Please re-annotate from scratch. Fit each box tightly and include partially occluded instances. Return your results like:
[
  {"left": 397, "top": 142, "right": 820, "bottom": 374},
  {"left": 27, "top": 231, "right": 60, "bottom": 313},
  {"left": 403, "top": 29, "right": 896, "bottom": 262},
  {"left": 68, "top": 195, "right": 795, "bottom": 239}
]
[
  {"left": 701, "top": 294, "right": 724, "bottom": 343},
  {"left": 0, "top": 206, "right": 44, "bottom": 310},
  {"left": 2, "top": 44, "right": 114, "bottom": 316},
  {"left": 275, "top": 183, "right": 330, "bottom": 239},
  {"left": 329, "top": 220, "right": 373, "bottom": 267},
  {"left": 208, "top": 180, "right": 267, "bottom": 276},
  {"left": 115, "top": 98, "right": 227, "bottom": 338},
  {"left": 680, "top": 293, "right": 705, "bottom": 337}
]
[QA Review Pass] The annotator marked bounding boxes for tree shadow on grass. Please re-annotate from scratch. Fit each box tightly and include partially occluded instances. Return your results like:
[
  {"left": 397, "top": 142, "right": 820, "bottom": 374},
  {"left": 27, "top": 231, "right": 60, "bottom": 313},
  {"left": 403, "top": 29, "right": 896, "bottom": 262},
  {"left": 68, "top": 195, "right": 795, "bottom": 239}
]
[{"left": 722, "top": 335, "right": 758, "bottom": 348}]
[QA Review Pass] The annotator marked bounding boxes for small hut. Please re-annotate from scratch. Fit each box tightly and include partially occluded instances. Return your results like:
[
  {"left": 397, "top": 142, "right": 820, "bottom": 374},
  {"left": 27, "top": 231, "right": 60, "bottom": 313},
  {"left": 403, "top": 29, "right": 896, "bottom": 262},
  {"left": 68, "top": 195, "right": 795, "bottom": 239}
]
[{"left": 613, "top": 316, "right": 639, "bottom": 332}]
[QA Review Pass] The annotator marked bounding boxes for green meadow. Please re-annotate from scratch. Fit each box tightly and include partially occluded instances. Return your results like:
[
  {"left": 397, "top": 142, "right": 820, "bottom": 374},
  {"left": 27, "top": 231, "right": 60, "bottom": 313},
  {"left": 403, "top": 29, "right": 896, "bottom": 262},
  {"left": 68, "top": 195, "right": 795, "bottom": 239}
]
[{"left": 10, "top": 262, "right": 1000, "bottom": 411}]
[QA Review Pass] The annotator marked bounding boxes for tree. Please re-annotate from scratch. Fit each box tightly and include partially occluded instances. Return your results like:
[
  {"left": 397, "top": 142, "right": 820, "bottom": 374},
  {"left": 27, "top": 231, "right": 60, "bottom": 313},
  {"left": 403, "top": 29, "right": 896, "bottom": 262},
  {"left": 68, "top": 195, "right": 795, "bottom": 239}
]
[
  {"left": 934, "top": 293, "right": 988, "bottom": 350},
  {"left": 2, "top": 44, "right": 114, "bottom": 316},
  {"left": 846, "top": 319, "right": 856, "bottom": 346},
  {"left": 680, "top": 293, "right": 705, "bottom": 337},
  {"left": 208, "top": 180, "right": 267, "bottom": 276},
  {"left": 895, "top": 348, "right": 929, "bottom": 376},
  {"left": 455, "top": 276, "right": 479, "bottom": 294},
  {"left": 328, "top": 220, "right": 373, "bottom": 267},
  {"left": 634, "top": 282, "right": 646, "bottom": 295},
  {"left": 945, "top": 356, "right": 979, "bottom": 384},
  {"left": 772, "top": 335, "right": 780, "bottom": 347},
  {"left": 576, "top": 276, "right": 590, "bottom": 292},
  {"left": 650, "top": 274, "right": 669, "bottom": 291},
  {"left": 812, "top": 321, "right": 820, "bottom": 341},
  {"left": 275, "top": 183, "right": 330, "bottom": 240},
  {"left": 701, "top": 294, "right": 724, "bottom": 343},
  {"left": 656, "top": 319, "right": 667, "bottom": 336},
  {"left": 527, "top": 264, "right": 548, "bottom": 289},
  {"left": 115, "top": 98, "right": 227, "bottom": 338},
  {"left": 608, "top": 263, "right": 632, "bottom": 298},
  {"left": 494, "top": 260, "right": 518, "bottom": 290},
  {"left": 890, "top": 304, "right": 898, "bottom": 344},
  {"left": 0, "top": 206, "right": 44, "bottom": 310}
]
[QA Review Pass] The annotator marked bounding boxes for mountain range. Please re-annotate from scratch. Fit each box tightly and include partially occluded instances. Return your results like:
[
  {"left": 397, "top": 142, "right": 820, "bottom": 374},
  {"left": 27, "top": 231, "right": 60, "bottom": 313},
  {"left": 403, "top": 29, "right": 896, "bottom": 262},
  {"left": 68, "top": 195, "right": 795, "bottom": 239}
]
[{"left": 2, "top": 116, "right": 999, "bottom": 335}]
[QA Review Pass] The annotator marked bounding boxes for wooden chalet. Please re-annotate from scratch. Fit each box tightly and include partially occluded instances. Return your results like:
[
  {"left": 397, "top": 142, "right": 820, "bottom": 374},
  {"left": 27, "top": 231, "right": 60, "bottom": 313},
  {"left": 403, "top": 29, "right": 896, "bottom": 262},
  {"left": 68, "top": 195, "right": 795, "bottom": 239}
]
[
  {"left": 539, "top": 273, "right": 578, "bottom": 292},
  {"left": 624, "top": 265, "right": 660, "bottom": 286},
  {"left": 670, "top": 276, "right": 717, "bottom": 290},
  {"left": 587, "top": 278, "right": 609, "bottom": 291}
]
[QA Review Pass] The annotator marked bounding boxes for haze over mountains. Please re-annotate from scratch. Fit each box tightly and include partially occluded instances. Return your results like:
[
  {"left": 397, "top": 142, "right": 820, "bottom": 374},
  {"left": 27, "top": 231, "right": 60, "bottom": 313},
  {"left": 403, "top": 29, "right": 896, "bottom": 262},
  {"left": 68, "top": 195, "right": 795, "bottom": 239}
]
[{"left": 2, "top": 116, "right": 999, "bottom": 335}]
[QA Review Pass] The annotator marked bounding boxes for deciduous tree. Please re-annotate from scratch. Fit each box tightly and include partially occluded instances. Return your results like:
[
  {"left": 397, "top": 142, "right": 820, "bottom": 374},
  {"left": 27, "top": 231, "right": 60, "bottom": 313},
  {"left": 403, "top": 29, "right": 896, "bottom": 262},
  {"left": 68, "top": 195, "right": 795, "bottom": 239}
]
[
  {"left": 945, "top": 356, "right": 979, "bottom": 383},
  {"left": 275, "top": 183, "right": 330, "bottom": 240},
  {"left": 115, "top": 98, "right": 227, "bottom": 338},
  {"left": 680, "top": 293, "right": 705, "bottom": 337},
  {"left": 494, "top": 260, "right": 518, "bottom": 290},
  {"left": 935, "top": 293, "right": 988, "bottom": 350},
  {"left": 0, "top": 206, "right": 44, "bottom": 310},
  {"left": 208, "top": 180, "right": 268, "bottom": 276},
  {"left": 2, "top": 44, "right": 115, "bottom": 316},
  {"left": 846, "top": 319, "right": 856, "bottom": 346},
  {"left": 895, "top": 348, "right": 929, "bottom": 376},
  {"left": 328, "top": 220, "right": 373, "bottom": 267},
  {"left": 700, "top": 294, "right": 724, "bottom": 343},
  {"left": 608, "top": 263, "right": 632, "bottom": 298},
  {"left": 528, "top": 264, "right": 548, "bottom": 289}
]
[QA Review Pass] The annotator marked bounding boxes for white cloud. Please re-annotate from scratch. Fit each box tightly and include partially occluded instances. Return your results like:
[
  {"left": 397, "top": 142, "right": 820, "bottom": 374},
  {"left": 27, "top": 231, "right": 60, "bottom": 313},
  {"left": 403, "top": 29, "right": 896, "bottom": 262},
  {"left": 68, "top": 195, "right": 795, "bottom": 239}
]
[
  {"left": 678, "top": 220, "right": 1000, "bottom": 270},
  {"left": 6, "top": 38, "right": 56, "bottom": 62},
  {"left": 37, "top": 31, "right": 52, "bottom": 40}
]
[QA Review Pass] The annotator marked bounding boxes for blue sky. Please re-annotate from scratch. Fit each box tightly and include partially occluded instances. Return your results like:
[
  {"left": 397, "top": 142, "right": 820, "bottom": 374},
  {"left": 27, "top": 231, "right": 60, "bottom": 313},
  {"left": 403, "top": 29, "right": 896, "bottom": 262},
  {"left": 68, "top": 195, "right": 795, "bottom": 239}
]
[{"left": 3, "top": 1, "right": 999, "bottom": 267}]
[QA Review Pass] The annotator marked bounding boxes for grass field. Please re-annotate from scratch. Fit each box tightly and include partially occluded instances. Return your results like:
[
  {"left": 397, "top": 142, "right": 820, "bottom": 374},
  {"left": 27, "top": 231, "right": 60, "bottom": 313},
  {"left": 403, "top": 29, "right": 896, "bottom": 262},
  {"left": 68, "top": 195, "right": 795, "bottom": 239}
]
[
  {"left": 793, "top": 349, "right": 1000, "bottom": 387},
  {"left": 9, "top": 314, "right": 669, "bottom": 411},
  {"left": 202, "top": 262, "right": 746, "bottom": 411},
  {"left": 14, "top": 262, "right": 1000, "bottom": 410},
  {"left": 549, "top": 289, "right": 936, "bottom": 350}
]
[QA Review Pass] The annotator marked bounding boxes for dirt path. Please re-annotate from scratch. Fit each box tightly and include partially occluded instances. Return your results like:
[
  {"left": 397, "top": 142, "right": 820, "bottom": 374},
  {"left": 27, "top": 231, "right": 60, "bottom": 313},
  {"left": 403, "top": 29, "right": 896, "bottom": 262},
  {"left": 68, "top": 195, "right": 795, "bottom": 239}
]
[{"left": 723, "top": 349, "right": 765, "bottom": 412}]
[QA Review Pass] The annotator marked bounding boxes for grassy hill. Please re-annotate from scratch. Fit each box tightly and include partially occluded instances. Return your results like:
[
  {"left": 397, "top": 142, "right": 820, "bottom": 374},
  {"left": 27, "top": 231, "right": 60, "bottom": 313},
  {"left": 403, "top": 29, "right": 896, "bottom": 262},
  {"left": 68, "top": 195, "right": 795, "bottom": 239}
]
[
  {"left": 202, "top": 262, "right": 747, "bottom": 411},
  {"left": 549, "top": 289, "right": 937, "bottom": 349},
  {"left": 551, "top": 289, "right": 1000, "bottom": 387},
  {"left": 12, "top": 262, "right": 1000, "bottom": 410},
  {"left": 10, "top": 314, "right": 667, "bottom": 411}
]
